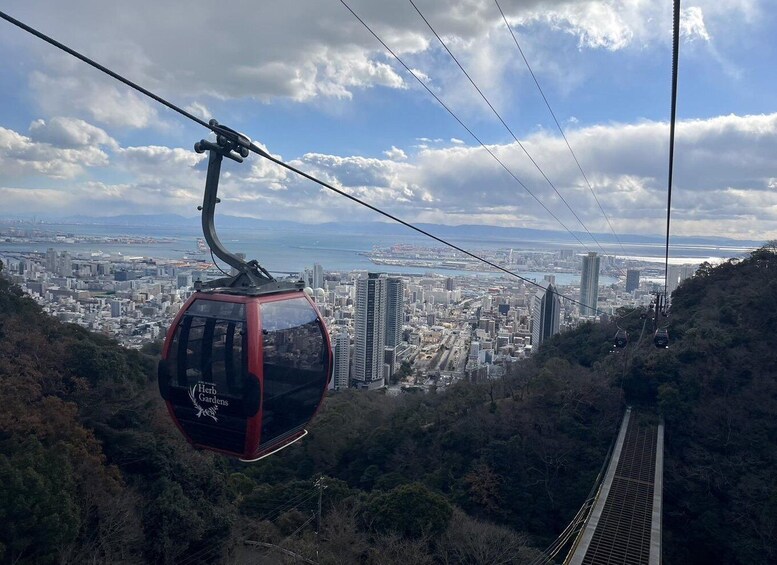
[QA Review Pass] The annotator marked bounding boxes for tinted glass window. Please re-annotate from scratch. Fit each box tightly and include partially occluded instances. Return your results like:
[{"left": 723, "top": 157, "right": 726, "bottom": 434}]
[
  {"left": 260, "top": 298, "right": 328, "bottom": 446},
  {"left": 169, "top": 300, "right": 247, "bottom": 395}
]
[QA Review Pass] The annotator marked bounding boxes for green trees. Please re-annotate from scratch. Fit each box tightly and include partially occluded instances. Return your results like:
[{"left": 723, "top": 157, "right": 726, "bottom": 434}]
[
  {"left": 4, "top": 244, "right": 777, "bottom": 563},
  {"left": 365, "top": 483, "right": 453, "bottom": 538},
  {"left": 0, "top": 442, "right": 79, "bottom": 564}
]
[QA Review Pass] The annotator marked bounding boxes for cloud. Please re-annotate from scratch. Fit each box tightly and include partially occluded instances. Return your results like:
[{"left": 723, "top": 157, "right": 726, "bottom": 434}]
[
  {"left": 680, "top": 7, "right": 711, "bottom": 42},
  {"left": 383, "top": 146, "right": 407, "bottom": 160},
  {"left": 3, "top": 0, "right": 756, "bottom": 119},
  {"left": 29, "top": 69, "right": 159, "bottom": 129},
  {"left": 1, "top": 112, "right": 776, "bottom": 240},
  {"left": 184, "top": 102, "right": 212, "bottom": 122},
  {"left": 0, "top": 125, "right": 110, "bottom": 179},
  {"left": 28, "top": 117, "right": 118, "bottom": 149}
]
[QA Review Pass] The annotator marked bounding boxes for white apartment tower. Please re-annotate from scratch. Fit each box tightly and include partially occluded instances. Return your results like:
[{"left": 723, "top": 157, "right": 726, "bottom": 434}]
[
  {"left": 332, "top": 331, "right": 350, "bottom": 390},
  {"left": 313, "top": 263, "right": 324, "bottom": 289}
]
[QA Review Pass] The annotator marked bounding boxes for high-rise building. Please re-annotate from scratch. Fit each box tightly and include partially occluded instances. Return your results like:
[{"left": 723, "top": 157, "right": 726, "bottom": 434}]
[
  {"left": 58, "top": 252, "right": 72, "bottom": 277},
  {"left": 666, "top": 264, "right": 697, "bottom": 298},
  {"left": 353, "top": 273, "right": 386, "bottom": 389},
  {"left": 384, "top": 346, "right": 396, "bottom": 381},
  {"left": 531, "top": 283, "right": 561, "bottom": 348},
  {"left": 580, "top": 252, "right": 601, "bottom": 317},
  {"left": 313, "top": 263, "right": 324, "bottom": 289},
  {"left": 332, "top": 332, "right": 350, "bottom": 390},
  {"left": 384, "top": 277, "right": 404, "bottom": 348},
  {"left": 45, "top": 248, "right": 57, "bottom": 273},
  {"left": 626, "top": 269, "right": 640, "bottom": 293},
  {"left": 109, "top": 300, "right": 122, "bottom": 318}
]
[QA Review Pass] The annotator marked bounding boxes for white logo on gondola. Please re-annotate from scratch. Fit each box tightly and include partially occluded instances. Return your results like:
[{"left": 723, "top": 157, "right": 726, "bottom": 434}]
[{"left": 189, "top": 382, "right": 229, "bottom": 422}]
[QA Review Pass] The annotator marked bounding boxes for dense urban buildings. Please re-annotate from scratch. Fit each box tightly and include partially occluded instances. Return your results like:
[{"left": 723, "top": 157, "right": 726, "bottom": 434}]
[{"left": 0, "top": 228, "right": 702, "bottom": 394}]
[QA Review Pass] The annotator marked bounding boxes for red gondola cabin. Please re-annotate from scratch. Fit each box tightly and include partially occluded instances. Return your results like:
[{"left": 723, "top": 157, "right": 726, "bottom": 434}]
[{"left": 158, "top": 290, "right": 332, "bottom": 461}]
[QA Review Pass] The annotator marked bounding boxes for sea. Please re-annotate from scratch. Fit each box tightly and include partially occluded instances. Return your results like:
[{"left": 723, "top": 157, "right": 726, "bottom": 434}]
[{"left": 0, "top": 221, "right": 755, "bottom": 287}]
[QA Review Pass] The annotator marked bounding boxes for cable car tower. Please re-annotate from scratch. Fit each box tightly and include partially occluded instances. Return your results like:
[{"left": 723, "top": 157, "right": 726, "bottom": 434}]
[{"left": 158, "top": 122, "right": 333, "bottom": 461}]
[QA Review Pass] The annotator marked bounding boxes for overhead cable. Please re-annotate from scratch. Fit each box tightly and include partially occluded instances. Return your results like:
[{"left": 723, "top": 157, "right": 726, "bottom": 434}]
[
  {"left": 0, "top": 9, "right": 607, "bottom": 316},
  {"left": 338, "top": 0, "right": 591, "bottom": 252},
  {"left": 664, "top": 0, "right": 681, "bottom": 299},
  {"left": 494, "top": 0, "right": 627, "bottom": 257},
  {"left": 409, "top": 0, "right": 612, "bottom": 260}
]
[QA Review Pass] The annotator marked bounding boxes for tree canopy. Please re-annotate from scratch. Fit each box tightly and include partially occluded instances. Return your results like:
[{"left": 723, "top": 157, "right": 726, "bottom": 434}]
[{"left": 2, "top": 244, "right": 777, "bottom": 563}]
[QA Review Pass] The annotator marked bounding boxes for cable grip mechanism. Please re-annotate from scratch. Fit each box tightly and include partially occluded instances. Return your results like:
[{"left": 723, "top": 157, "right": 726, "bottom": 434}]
[{"left": 194, "top": 120, "right": 278, "bottom": 291}]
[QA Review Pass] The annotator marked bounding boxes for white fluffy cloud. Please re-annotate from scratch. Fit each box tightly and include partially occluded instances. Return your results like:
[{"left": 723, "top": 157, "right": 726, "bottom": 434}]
[
  {"left": 4, "top": 111, "right": 775, "bottom": 239},
  {"left": 28, "top": 117, "right": 118, "bottom": 149},
  {"left": 0, "top": 125, "right": 110, "bottom": 179},
  {"left": 0, "top": 0, "right": 757, "bottom": 129}
]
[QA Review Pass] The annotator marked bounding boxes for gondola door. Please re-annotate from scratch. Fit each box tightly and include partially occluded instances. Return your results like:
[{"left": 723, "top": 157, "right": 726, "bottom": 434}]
[
  {"left": 246, "top": 293, "right": 332, "bottom": 461},
  {"left": 159, "top": 295, "right": 261, "bottom": 458}
]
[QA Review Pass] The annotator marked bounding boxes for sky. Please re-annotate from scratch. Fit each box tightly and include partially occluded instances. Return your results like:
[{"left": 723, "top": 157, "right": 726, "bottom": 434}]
[{"left": 0, "top": 0, "right": 775, "bottom": 245}]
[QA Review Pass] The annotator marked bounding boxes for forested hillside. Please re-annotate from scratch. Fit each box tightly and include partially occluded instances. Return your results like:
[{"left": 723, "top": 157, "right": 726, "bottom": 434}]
[{"left": 1, "top": 245, "right": 776, "bottom": 564}]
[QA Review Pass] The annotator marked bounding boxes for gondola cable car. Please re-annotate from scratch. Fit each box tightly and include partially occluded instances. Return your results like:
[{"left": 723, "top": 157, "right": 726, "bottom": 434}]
[
  {"left": 158, "top": 123, "right": 333, "bottom": 461},
  {"left": 613, "top": 328, "right": 629, "bottom": 349},
  {"left": 653, "top": 327, "right": 670, "bottom": 348}
]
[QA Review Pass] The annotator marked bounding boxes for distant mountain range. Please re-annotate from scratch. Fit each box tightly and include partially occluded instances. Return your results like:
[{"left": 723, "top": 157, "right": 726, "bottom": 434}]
[{"left": 0, "top": 213, "right": 764, "bottom": 249}]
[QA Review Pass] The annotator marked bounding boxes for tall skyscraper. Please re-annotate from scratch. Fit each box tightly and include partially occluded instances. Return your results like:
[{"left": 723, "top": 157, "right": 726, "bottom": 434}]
[
  {"left": 384, "top": 277, "right": 404, "bottom": 348},
  {"left": 626, "top": 269, "right": 640, "bottom": 293},
  {"left": 580, "top": 252, "right": 601, "bottom": 317},
  {"left": 58, "top": 251, "right": 72, "bottom": 277},
  {"left": 666, "top": 264, "right": 697, "bottom": 298},
  {"left": 532, "top": 283, "right": 561, "bottom": 348},
  {"left": 45, "top": 248, "right": 57, "bottom": 273},
  {"left": 312, "top": 263, "right": 324, "bottom": 289},
  {"left": 332, "top": 332, "right": 350, "bottom": 390},
  {"left": 353, "top": 273, "right": 386, "bottom": 389}
]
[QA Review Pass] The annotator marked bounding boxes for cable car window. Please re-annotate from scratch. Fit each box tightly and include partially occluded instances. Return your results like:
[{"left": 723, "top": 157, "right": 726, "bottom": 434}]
[
  {"left": 169, "top": 300, "right": 247, "bottom": 395},
  {"left": 260, "top": 298, "right": 328, "bottom": 446},
  {"left": 188, "top": 300, "right": 245, "bottom": 320}
]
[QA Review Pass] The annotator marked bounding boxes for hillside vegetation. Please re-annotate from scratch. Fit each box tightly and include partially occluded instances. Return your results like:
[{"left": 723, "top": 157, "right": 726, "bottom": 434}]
[{"left": 1, "top": 245, "right": 776, "bottom": 564}]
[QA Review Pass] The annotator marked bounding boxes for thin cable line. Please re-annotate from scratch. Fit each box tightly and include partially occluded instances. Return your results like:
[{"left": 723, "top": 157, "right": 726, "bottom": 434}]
[
  {"left": 409, "top": 0, "right": 609, "bottom": 259},
  {"left": 664, "top": 0, "right": 681, "bottom": 299},
  {"left": 0, "top": 8, "right": 606, "bottom": 316},
  {"left": 338, "top": 0, "right": 590, "bottom": 252},
  {"left": 494, "top": 0, "right": 627, "bottom": 257},
  {"left": 252, "top": 146, "right": 604, "bottom": 313},
  {"left": 210, "top": 248, "right": 231, "bottom": 276},
  {"left": 178, "top": 489, "right": 319, "bottom": 565},
  {"left": 0, "top": 12, "right": 211, "bottom": 132}
]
